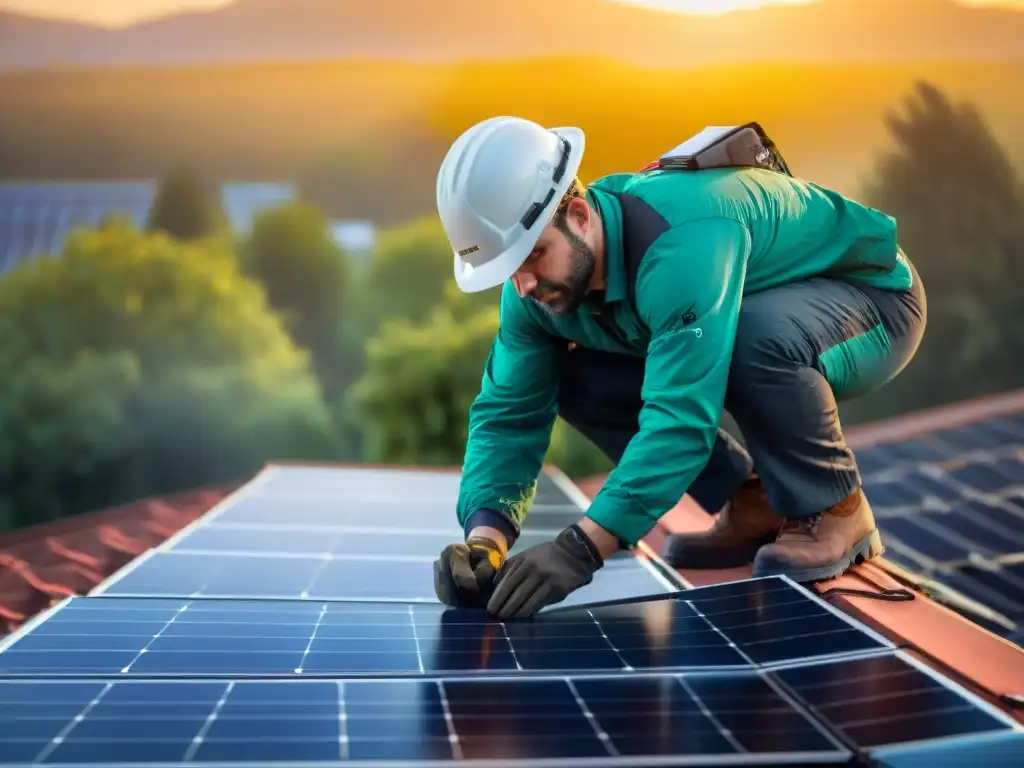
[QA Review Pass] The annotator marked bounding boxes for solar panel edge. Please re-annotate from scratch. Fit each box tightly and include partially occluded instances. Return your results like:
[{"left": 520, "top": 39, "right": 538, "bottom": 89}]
[
  {"left": 87, "top": 466, "right": 285, "bottom": 598},
  {"left": 871, "top": 729, "right": 1024, "bottom": 768}
]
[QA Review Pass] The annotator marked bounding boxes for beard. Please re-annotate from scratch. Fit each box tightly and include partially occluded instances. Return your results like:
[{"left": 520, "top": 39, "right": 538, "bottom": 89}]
[{"left": 529, "top": 226, "right": 596, "bottom": 317}]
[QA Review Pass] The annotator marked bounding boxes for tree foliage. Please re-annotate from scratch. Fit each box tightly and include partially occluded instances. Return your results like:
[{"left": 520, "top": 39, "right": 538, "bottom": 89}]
[
  {"left": 0, "top": 222, "right": 334, "bottom": 529},
  {"left": 240, "top": 202, "right": 350, "bottom": 397},
  {"left": 147, "top": 164, "right": 225, "bottom": 240},
  {"left": 851, "top": 80, "right": 1024, "bottom": 418},
  {"left": 346, "top": 294, "right": 612, "bottom": 479}
]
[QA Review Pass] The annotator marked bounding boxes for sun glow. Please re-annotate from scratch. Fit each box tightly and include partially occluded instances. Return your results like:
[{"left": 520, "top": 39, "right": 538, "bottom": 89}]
[{"left": 616, "top": 0, "right": 816, "bottom": 16}]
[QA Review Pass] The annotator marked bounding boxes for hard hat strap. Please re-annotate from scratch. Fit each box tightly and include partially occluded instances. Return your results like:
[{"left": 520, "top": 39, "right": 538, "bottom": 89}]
[{"left": 519, "top": 135, "right": 572, "bottom": 230}]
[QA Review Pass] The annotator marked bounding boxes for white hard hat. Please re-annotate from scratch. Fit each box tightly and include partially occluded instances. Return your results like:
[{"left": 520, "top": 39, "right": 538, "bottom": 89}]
[{"left": 436, "top": 116, "right": 586, "bottom": 293}]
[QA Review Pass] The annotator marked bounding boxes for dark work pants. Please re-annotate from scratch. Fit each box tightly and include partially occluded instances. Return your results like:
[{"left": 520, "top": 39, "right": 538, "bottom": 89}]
[{"left": 557, "top": 259, "right": 927, "bottom": 519}]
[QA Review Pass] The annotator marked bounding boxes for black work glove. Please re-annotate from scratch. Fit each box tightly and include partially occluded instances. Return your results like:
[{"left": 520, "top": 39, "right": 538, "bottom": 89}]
[
  {"left": 433, "top": 535, "right": 507, "bottom": 609},
  {"left": 486, "top": 524, "right": 604, "bottom": 620}
]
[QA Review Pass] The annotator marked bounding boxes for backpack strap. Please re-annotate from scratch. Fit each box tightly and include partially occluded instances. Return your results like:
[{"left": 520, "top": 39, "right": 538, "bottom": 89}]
[{"left": 606, "top": 190, "right": 670, "bottom": 332}]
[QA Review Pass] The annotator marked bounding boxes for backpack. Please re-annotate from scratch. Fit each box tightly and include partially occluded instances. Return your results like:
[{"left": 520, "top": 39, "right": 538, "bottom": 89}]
[{"left": 621, "top": 122, "right": 793, "bottom": 326}]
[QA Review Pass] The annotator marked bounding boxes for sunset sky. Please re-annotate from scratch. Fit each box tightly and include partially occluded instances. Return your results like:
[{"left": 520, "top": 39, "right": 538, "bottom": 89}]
[{"left": 1, "top": 0, "right": 1021, "bottom": 26}]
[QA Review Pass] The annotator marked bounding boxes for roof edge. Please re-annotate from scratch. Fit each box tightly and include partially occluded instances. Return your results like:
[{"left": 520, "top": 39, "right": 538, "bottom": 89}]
[{"left": 845, "top": 386, "right": 1024, "bottom": 448}]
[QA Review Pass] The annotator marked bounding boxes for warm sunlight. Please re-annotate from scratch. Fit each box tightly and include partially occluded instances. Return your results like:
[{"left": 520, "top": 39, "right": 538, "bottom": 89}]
[
  {"left": 1, "top": 0, "right": 1021, "bottom": 25},
  {"left": 621, "top": 0, "right": 813, "bottom": 14}
]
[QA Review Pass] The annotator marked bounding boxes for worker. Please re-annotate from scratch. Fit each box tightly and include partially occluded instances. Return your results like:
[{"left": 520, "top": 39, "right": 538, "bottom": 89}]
[{"left": 432, "top": 116, "right": 927, "bottom": 620}]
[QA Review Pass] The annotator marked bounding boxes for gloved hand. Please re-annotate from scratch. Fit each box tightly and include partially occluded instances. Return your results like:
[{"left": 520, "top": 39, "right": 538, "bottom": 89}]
[
  {"left": 433, "top": 534, "right": 507, "bottom": 609},
  {"left": 486, "top": 524, "right": 604, "bottom": 620}
]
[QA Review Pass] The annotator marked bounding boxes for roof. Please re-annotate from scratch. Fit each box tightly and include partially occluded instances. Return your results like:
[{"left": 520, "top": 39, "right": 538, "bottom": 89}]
[
  {"left": 578, "top": 386, "right": 1024, "bottom": 726},
  {"left": 0, "top": 456, "right": 1021, "bottom": 763},
  {"left": 0, "top": 483, "right": 236, "bottom": 636}
]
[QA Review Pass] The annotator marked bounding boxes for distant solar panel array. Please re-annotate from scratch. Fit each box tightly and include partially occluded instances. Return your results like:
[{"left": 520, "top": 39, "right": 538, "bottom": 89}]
[
  {"left": 856, "top": 411, "right": 1024, "bottom": 646},
  {"left": 0, "top": 180, "right": 298, "bottom": 273},
  {"left": 0, "top": 462, "right": 1019, "bottom": 766}
]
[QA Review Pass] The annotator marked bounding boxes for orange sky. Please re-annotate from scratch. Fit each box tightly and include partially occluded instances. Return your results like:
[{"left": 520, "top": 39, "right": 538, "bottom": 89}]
[{"left": 1, "top": 0, "right": 1021, "bottom": 26}]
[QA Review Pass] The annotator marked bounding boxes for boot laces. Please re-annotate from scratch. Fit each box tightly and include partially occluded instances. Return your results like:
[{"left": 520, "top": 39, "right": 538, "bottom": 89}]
[{"left": 779, "top": 513, "right": 822, "bottom": 541}]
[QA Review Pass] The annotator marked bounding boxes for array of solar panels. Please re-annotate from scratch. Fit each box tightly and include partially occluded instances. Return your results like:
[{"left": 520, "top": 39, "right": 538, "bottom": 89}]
[
  {"left": 0, "top": 462, "right": 1020, "bottom": 766},
  {"left": 0, "top": 181, "right": 296, "bottom": 273},
  {"left": 855, "top": 410, "right": 1024, "bottom": 646}
]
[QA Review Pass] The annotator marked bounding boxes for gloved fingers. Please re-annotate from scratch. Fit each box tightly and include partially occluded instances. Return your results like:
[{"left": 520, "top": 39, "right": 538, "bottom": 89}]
[
  {"left": 508, "top": 580, "right": 557, "bottom": 620},
  {"left": 434, "top": 544, "right": 482, "bottom": 606},
  {"left": 489, "top": 562, "right": 543, "bottom": 620},
  {"left": 433, "top": 558, "right": 461, "bottom": 606},
  {"left": 445, "top": 545, "right": 480, "bottom": 593},
  {"left": 486, "top": 557, "right": 527, "bottom": 616}
]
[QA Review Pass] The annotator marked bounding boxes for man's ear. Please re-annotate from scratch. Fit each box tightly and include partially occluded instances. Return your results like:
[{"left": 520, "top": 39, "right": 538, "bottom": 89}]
[{"left": 568, "top": 196, "right": 590, "bottom": 234}]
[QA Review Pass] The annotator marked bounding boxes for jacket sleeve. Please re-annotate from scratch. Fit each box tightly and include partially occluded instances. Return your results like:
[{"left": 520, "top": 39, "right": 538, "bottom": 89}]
[
  {"left": 456, "top": 281, "right": 563, "bottom": 542},
  {"left": 584, "top": 217, "right": 752, "bottom": 545}
]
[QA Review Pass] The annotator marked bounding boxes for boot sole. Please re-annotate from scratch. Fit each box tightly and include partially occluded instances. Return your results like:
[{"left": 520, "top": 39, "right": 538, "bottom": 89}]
[
  {"left": 662, "top": 535, "right": 777, "bottom": 570},
  {"left": 751, "top": 529, "right": 885, "bottom": 583}
]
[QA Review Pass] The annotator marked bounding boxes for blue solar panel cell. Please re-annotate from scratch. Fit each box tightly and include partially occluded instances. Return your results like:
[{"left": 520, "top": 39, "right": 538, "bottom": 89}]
[
  {"left": 919, "top": 508, "right": 1024, "bottom": 556},
  {"left": 932, "top": 570, "right": 1024, "bottom": 620},
  {"left": 863, "top": 477, "right": 931, "bottom": 509},
  {"left": 933, "top": 420, "right": 1019, "bottom": 452},
  {"left": 774, "top": 653, "right": 1015, "bottom": 749},
  {"left": 169, "top": 523, "right": 617, "bottom": 561},
  {"left": 946, "top": 461, "right": 1020, "bottom": 495},
  {"left": 98, "top": 547, "right": 657, "bottom": 604},
  {"left": 0, "top": 579, "right": 890, "bottom": 679},
  {"left": 680, "top": 577, "right": 889, "bottom": 664},
  {"left": 876, "top": 517, "right": 968, "bottom": 563},
  {"left": 0, "top": 675, "right": 855, "bottom": 765},
  {"left": 212, "top": 497, "right": 460, "bottom": 529}
]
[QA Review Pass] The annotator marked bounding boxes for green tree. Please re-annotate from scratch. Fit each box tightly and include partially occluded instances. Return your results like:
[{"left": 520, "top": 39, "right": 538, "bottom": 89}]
[
  {"left": 147, "top": 164, "right": 225, "bottom": 240},
  {"left": 849, "top": 80, "right": 1024, "bottom": 420},
  {"left": 0, "top": 221, "right": 334, "bottom": 529},
  {"left": 240, "top": 202, "right": 351, "bottom": 397},
  {"left": 346, "top": 297, "right": 612, "bottom": 479},
  {"left": 346, "top": 215, "right": 499, "bottom": 354}
]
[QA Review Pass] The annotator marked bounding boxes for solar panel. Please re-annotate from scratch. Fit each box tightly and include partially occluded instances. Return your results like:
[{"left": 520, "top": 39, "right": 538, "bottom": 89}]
[
  {"left": 0, "top": 577, "right": 890, "bottom": 679},
  {"left": 854, "top": 410, "right": 1024, "bottom": 644},
  {"left": 772, "top": 652, "right": 1017, "bottom": 750},
  {"left": 2, "top": 462, "right": 1022, "bottom": 766},
  {"left": 873, "top": 730, "right": 1024, "bottom": 768},
  {"left": 0, "top": 673, "right": 856, "bottom": 766},
  {"left": 92, "top": 465, "right": 680, "bottom": 609},
  {"left": 0, "top": 180, "right": 303, "bottom": 273}
]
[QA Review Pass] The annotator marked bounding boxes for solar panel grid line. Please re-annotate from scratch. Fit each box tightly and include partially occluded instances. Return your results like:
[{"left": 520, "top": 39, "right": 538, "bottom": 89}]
[
  {"left": 0, "top": 673, "right": 859, "bottom": 767},
  {"left": 895, "top": 650, "right": 1024, "bottom": 732},
  {"left": 0, "top": 579, "right": 895, "bottom": 679},
  {"left": 768, "top": 649, "right": 1023, "bottom": 755},
  {"left": 89, "top": 467, "right": 284, "bottom": 596},
  {"left": 921, "top": 572, "right": 1021, "bottom": 630}
]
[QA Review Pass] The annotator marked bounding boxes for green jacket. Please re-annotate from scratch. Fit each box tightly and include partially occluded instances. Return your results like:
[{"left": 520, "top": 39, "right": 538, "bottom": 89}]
[{"left": 456, "top": 166, "right": 912, "bottom": 546}]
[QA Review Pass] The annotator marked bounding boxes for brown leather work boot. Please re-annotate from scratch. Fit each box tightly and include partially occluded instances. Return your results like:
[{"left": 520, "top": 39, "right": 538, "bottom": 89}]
[
  {"left": 752, "top": 488, "right": 884, "bottom": 582},
  {"left": 661, "top": 475, "right": 782, "bottom": 569}
]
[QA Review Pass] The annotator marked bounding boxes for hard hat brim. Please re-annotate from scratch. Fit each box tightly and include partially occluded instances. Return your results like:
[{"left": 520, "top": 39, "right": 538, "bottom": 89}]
[{"left": 454, "top": 126, "right": 586, "bottom": 293}]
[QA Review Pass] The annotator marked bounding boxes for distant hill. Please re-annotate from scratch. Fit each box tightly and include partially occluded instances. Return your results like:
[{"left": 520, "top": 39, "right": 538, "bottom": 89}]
[
  {"left": 1, "top": 0, "right": 1023, "bottom": 71},
  {"left": 1, "top": 57, "right": 1021, "bottom": 227}
]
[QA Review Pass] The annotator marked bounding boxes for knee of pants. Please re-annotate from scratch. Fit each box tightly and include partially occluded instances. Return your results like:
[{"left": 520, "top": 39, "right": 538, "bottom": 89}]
[{"left": 728, "top": 313, "right": 808, "bottom": 388}]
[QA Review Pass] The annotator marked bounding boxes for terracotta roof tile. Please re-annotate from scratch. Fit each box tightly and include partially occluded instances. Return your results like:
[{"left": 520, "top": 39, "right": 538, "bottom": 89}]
[{"left": 0, "top": 483, "right": 237, "bottom": 637}]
